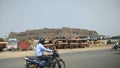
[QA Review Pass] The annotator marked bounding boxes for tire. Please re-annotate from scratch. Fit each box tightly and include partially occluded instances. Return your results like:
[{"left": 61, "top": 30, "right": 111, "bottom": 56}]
[
  {"left": 48, "top": 62, "right": 54, "bottom": 68},
  {"left": 24, "top": 62, "right": 30, "bottom": 68},
  {"left": 53, "top": 60, "right": 65, "bottom": 68},
  {"left": 25, "top": 62, "right": 37, "bottom": 68}
]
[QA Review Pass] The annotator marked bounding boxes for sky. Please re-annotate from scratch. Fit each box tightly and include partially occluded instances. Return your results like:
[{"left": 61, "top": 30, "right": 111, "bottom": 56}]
[{"left": 0, "top": 0, "right": 120, "bottom": 38}]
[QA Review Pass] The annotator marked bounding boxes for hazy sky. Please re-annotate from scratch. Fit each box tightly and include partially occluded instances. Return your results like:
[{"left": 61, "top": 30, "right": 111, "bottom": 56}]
[{"left": 0, "top": 0, "right": 120, "bottom": 38}]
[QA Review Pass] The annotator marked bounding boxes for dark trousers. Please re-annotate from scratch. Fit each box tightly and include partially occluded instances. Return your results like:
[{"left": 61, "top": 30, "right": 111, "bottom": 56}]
[
  {"left": 37, "top": 55, "right": 49, "bottom": 61},
  {"left": 37, "top": 55, "right": 50, "bottom": 68}
]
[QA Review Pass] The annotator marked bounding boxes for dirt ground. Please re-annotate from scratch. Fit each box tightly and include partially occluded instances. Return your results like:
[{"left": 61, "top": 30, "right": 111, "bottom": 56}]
[{"left": 0, "top": 44, "right": 111, "bottom": 59}]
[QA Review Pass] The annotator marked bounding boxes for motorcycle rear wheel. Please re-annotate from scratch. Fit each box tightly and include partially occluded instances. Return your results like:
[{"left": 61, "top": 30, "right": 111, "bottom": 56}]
[{"left": 25, "top": 62, "right": 38, "bottom": 68}]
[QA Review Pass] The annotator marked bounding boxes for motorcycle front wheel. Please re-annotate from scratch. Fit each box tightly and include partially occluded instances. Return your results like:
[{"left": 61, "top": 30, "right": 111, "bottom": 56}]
[{"left": 53, "top": 60, "right": 65, "bottom": 68}]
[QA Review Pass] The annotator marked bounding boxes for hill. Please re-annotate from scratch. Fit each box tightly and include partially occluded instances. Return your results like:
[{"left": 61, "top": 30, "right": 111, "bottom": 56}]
[{"left": 8, "top": 27, "right": 99, "bottom": 40}]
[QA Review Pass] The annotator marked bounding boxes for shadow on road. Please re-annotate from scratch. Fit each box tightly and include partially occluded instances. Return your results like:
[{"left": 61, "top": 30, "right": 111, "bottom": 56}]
[{"left": 114, "top": 52, "right": 120, "bottom": 54}]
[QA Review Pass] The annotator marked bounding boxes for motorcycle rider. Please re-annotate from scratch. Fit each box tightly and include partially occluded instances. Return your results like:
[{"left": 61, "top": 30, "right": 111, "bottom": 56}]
[
  {"left": 35, "top": 38, "right": 52, "bottom": 63},
  {"left": 112, "top": 40, "right": 119, "bottom": 50}
]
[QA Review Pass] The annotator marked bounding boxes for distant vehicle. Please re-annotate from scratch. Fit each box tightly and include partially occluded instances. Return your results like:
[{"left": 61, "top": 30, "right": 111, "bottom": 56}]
[
  {"left": 68, "top": 39, "right": 90, "bottom": 48},
  {"left": 111, "top": 41, "right": 120, "bottom": 51},
  {"left": 111, "top": 36, "right": 120, "bottom": 40},
  {"left": 7, "top": 38, "right": 19, "bottom": 51},
  {"left": 44, "top": 39, "right": 56, "bottom": 49},
  {"left": 0, "top": 38, "right": 7, "bottom": 51},
  {"left": 19, "top": 40, "right": 31, "bottom": 51},
  {"left": 55, "top": 39, "right": 68, "bottom": 49}
]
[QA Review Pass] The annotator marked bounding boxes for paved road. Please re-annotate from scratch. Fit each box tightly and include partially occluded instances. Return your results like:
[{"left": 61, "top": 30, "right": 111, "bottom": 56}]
[{"left": 0, "top": 49, "right": 120, "bottom": 68}]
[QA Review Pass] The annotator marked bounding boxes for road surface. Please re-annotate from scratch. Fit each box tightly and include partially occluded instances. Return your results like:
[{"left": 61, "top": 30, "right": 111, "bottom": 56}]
[{"left": 0, "top": 48, "right": 120, "bottom": 68}]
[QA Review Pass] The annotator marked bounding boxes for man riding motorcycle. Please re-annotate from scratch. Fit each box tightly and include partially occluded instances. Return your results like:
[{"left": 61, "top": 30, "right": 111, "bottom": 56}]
[
  {"left": 24, "top": 37, "right": 65, "bottom": 68},
  {"left": 35, "top": 38, "right": 52, "bottom": 67},
  {"left": 111, "top": 40, "right": 120, "bottom": 51}
]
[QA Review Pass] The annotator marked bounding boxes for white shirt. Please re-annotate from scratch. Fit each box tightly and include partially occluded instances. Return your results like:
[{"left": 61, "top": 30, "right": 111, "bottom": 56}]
[{"left": 35, "top": 43, "right": 52, "bottom": 56}]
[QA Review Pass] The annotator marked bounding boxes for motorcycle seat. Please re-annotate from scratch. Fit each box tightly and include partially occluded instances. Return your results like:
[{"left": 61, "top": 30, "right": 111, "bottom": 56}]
[{"left": 26, "top": 56, "right": 40, "bottom": 61}]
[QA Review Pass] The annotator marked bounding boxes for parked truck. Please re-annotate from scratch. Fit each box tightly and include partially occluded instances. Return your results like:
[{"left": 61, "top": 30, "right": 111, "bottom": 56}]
[
  {"left": 0, "top": 38, "right": 7, "bottom": 51},
  {"left": 68, "top": 39, "right": 80, "bottom": 48},
  {"left": 7, "top": 38, "right": 19, "bottom": 51},
  {"left": 44, "top": 39, "right": 56, "bottom": 49},
  {"left": 19, "top": 40, "right": 31, "bottom": 51},
  {"left": 55, "top": 39, "right": 68, "bottom": 49}
]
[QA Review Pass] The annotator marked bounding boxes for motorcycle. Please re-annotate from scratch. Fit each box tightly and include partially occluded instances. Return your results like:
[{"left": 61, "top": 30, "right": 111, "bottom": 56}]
[
  {"left": 111, "top": 45, "right": 120, "bottom": 51},
  {"left": 24, "top": 49, "right": 65, "bottom": 68}
]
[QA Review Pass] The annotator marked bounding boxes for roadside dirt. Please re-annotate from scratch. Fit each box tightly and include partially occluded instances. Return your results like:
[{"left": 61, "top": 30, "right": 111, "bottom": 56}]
[{"left": 0, "top": 44, "right": 111, "bottom": 59}]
